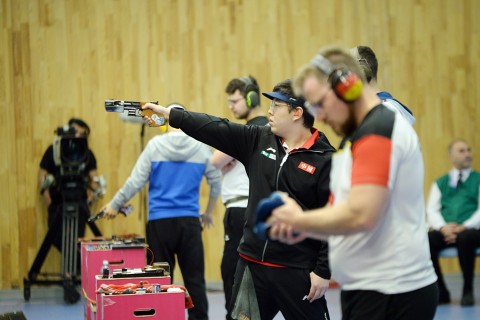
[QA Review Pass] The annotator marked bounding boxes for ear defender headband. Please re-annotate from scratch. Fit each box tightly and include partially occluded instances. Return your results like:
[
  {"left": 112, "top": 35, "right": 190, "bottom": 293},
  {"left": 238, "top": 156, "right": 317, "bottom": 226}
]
[
  {"left": 239, "top": 76, "right": 260, "bottom": 108},
  {"left": 310, "top": 54, "right": 363, "bottom": 103}
]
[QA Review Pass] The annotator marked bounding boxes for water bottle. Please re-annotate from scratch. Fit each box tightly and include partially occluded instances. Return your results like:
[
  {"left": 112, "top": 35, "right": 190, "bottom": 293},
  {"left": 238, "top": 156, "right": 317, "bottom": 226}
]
[{"left": 101, "top": 260, "right": 110, "bottom": 279}]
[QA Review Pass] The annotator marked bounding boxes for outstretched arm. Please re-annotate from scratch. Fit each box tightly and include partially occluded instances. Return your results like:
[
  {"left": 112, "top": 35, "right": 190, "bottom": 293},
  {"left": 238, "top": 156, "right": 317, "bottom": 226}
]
[{"left": 143, "top": 103, "right": 261, "bottom": 165}]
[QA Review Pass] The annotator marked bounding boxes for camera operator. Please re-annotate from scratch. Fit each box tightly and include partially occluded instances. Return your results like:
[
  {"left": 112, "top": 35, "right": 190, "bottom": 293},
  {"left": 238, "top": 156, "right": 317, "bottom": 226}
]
[{"left": 38, "top": 118, "right": 99, "bottom": 251}]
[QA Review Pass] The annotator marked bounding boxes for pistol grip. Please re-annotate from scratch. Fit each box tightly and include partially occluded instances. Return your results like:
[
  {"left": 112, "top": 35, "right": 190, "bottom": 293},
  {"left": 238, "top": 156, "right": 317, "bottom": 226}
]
[{"left": 141, "top": 109, "right": 166, "bottom": 127}]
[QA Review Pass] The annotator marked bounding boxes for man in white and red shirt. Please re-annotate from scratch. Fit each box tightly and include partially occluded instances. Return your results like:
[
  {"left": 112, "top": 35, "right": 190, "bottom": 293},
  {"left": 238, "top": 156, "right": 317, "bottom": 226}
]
[{"left": 267, "top": 46, "right": 438, "bottom": 320}]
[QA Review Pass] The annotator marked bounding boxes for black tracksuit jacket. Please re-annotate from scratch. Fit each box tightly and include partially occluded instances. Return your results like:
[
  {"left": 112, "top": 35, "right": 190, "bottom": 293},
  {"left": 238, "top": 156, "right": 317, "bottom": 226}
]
[{"left": 170, "top": 109, "right": 335, "bottom": 279}]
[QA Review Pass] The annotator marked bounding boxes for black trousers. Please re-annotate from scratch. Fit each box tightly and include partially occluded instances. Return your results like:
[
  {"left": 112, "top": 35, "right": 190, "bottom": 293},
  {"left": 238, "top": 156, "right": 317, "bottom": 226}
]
[
  {"left": 147, "top": 217, "right": 208, "bottom": 320},
  {"left": 428, "top": 229, "right": 480, "bottom": 292},
  {"left": 221, "top": 207, "right": 247, "bottom": 319},
  {"left": 231, "top": 258, "right": 330, "bottom": 320},
  {"left": 340, "top": 282, "right": 438, "bottom": 320}
]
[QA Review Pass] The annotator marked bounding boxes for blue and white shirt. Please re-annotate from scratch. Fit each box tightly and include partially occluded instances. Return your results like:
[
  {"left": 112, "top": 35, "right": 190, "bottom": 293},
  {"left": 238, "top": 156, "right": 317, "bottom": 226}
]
[{"left": 110, "top": 131, "right": 221, "bottom": 220}]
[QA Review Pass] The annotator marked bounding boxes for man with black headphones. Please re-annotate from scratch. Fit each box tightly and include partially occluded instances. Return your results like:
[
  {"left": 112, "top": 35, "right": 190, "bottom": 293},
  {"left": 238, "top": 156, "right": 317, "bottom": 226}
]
[
  {"left": 267, "top": 46, "right": 438, "bottom": 320},
  {"left": 210, "top": 75, "right": 268, "bottom": 319}
]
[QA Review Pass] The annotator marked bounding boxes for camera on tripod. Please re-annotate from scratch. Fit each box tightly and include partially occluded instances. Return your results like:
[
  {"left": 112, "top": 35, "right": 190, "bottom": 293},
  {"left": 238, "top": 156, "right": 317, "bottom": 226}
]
[
  {"left": 53, "top": 125, "right": 89, "bottom": 170},
  {"left": 48, "top": 124, "right": 93, "bottom": 204},
  {"left": 26, "top": 122, "right": 98, "bottom": 304}
]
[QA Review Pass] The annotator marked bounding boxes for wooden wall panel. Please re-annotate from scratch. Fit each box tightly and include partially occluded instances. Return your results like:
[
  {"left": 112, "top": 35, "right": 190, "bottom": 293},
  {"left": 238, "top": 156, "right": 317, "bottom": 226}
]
[{"left": 1, "top": 0, "right": 479, "bottom": 289}]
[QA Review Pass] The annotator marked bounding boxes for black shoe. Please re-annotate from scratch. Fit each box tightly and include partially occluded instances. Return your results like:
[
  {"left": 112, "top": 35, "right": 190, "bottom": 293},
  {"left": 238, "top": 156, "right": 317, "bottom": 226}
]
[
  {"left": 438, "top": 290, "right": 451, "bottom": 305},
  {"left": 461, "top": 291, "right": 474, "bottom": 307}
]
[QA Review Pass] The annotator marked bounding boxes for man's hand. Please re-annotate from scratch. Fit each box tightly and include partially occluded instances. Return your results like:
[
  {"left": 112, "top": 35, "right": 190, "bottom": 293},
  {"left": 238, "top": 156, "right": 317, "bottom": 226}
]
[
  {"left": 142, "top": 102, "right": 170, "bottom": 126},
  {"left": 440, "top": 223, "right": 458, "bottom": 244},
  {"left": 268, "top": 222, "right": 308, "bottom": 244},
  {"left": 267, "top": 195, "right": 307, "bottom": 244},
  {"left": 102, "top": 203, "right": 119, "bottom": 220},
  {"left": 453, "top": 224, "right": 466, "bottom": 234},
  {"left": 200, "top": 213, "right": 214, "bottom": 229},
  {"left": 305, "top": 272, "right": 329, "bottom": 302},
  {"left": 39, "top": 168, "right": 53, "bottom": 206}
]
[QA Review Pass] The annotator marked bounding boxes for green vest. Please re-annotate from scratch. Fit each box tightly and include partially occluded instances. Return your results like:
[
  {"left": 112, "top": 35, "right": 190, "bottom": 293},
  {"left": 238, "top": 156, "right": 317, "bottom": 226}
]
[{"left": 436, "top": 171, "right": 480, "bottom": 223}]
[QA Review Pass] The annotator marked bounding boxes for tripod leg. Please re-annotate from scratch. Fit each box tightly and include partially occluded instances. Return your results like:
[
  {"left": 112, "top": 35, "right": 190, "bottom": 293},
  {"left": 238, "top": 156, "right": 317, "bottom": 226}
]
[
  {"left": 23, "top": 278, "right": 31, "bottom": 301},
  {"left": 28, "top": 211, "right": 63, "bottom": 280},
  {"left": 71, "top": 209, "right": 79, "bottom": 276},
  {"left": 61, "top": 203, "right": 81, "bottom": 304},
  {"left": 61, "top": 205, "right": 74, "bottom": 275}
]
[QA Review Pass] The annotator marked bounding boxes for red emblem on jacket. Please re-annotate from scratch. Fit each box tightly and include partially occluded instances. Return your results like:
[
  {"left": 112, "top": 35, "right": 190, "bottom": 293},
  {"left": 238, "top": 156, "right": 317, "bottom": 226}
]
[{"left": 298, "top": 162, "right": 316, "bottom": 174}]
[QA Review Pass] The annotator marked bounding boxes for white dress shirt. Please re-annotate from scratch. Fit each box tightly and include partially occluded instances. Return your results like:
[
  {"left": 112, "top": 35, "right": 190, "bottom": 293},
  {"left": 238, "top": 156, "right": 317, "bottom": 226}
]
[{"left": 426, "top": 168, "right": 480, "bottom": 230}]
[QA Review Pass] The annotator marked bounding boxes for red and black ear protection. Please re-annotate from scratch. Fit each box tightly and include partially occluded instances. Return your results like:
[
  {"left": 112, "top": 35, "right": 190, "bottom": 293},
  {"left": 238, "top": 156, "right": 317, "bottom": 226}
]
[
  {"left": 310, "top": 54, "right": 363, "bottom": 103},
  {"left": 329, "top": 69, "right": 363, "bottom": 103},
  {"left": 239, "top": 76, "right": 260, "bottom": 108}
]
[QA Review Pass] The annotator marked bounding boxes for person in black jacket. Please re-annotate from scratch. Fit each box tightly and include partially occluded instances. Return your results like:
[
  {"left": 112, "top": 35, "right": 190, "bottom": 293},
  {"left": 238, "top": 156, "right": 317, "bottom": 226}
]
[
  {"left": 210, "top": 75, "right": 268, "bottom": 320},
  {"left": 142, "top": 79, "right": 335, "bottom": 320},
  {"left": 39, "top": 118, "right": 99, "bottom": 251}
]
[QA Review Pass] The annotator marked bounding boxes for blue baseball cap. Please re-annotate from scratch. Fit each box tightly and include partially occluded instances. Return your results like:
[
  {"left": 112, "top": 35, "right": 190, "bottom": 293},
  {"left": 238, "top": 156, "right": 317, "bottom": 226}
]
[{"left": 262, "top": 91, "right": 305, "bottom": 107}]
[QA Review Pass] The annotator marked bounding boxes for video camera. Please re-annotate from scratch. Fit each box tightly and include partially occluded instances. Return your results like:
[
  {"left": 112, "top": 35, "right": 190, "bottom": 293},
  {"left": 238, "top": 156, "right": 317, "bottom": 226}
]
[
  {"left": 50, "top": 124, "right": 91, "bottom": 202},
  {"left": 53, "top": 125, "right": 89, "bottom": 170},
  {"left": 46, "top": 122, "right": 106, "bottom": 203},
  {"left": 54, "top": 125, "right": 76, "bottom": 136}
]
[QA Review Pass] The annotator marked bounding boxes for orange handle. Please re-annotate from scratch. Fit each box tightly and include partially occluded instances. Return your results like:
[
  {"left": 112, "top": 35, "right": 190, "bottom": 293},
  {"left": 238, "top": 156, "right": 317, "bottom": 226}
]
[{"left": 141, "top": 108, "right": 166, "bottom": 127}]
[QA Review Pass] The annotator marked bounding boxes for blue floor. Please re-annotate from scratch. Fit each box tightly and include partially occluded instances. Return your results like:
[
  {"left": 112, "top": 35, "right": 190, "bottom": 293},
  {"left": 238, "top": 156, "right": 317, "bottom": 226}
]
[{"left": 1, "top": 274, "right": 479, "bottom": 319}]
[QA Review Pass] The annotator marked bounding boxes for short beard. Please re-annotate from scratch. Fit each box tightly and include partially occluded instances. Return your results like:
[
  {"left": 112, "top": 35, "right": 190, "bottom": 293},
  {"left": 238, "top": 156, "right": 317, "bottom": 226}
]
[{"left": 237, "top": 109, "right": 250, "bottom": 120}]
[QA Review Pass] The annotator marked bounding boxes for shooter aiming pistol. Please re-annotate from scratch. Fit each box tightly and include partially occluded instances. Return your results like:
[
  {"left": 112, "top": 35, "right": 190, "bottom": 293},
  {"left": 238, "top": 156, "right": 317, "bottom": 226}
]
[
  {"left": 89, "top": 204, "right": 134, "bottom": 222},
  {"left": 105, "top": 100, "right": 166, "bottom": 127}
]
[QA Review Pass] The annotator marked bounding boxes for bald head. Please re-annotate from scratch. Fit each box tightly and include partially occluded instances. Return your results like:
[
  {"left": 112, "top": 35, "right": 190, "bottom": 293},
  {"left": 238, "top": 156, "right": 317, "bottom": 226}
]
[{"left": 448, "top": 139, "right": 473, "bottom": 170}]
